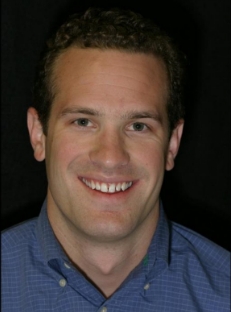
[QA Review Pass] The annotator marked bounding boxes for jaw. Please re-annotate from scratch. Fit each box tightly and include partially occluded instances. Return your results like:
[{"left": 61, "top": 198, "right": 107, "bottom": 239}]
[{"left": 46, "top": 171, "right": 160, "bottom": 248}]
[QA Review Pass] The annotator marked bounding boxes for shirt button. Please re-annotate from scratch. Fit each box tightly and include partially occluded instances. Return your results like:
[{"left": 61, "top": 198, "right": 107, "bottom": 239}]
[
  {"left": 100, "top": 307, "right": 107, "bottom": 312},
  {"left": 144, "top": 283, "right": 150, "bottom": 290},
  {"left": 64, "top": 262, "right": 71, "bottom": 269},
  {"left": 59, "top": 278, "right": 67, "bottom": 287}
]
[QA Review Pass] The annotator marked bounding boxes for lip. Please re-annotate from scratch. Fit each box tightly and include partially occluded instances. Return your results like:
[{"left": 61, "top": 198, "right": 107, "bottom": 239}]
[{"left": 79, "top": 175, "right": 134, "bottom": 184}]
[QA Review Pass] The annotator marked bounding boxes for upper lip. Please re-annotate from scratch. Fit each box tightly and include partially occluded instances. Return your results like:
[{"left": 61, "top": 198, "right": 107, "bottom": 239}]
[{"left": 78, "top": 175, "right": 134, "bottom": 184}]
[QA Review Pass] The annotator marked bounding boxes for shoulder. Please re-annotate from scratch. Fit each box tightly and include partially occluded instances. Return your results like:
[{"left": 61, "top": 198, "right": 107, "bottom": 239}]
[
  {"left": 2, "top": 218, "right": 38, "bottom": 262},
  {"left": 170, "top": 221, "right": 230, "bottom": 276},
  {"left": 165, "top": 221, "right": 230, "bottom": 310}
]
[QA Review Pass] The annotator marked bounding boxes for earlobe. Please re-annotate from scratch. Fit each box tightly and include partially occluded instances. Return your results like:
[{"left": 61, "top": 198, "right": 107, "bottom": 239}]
[
  {"left": 27, "top": 107, "right": 46, "bottom": 162},
  {"left": 165, "top": 119, "right": 184, "bottom": 171}
]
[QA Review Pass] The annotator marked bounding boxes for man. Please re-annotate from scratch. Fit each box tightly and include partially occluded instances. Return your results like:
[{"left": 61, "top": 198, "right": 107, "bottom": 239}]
[{"left": 2, "top": 6, "right": 230, "bottom": 312}]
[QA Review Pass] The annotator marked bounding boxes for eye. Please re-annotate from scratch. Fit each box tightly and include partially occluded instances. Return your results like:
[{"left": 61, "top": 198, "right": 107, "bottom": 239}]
[
  {"left": 131, "top": 122, "right": 147, "bottom": 131},
  {"left": 74, "top": 118, "right": 91, "bottom": 127}
]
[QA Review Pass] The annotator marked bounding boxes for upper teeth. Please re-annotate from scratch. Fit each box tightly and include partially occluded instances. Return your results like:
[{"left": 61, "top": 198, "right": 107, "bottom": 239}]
[{"left": 82, "top": 178, "right": 132, "bottom": 193}]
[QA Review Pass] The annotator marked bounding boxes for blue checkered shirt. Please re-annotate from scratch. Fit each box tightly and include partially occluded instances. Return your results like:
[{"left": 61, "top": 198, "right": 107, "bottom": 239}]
[{"left": 2, "top": 200, "right": 230, "bottom": 311}]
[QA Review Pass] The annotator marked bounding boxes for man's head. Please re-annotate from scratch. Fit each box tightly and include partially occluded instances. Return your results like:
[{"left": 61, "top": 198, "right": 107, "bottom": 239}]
[
  {"left": 27, "top": 7, "right": 185, "bottom": 244},
  {"left": 33, "top": 7, "right": 185, "bottom": 135}
]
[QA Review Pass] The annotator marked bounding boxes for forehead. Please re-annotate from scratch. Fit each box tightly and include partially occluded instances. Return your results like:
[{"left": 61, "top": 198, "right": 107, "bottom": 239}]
[{"left": 51, "top": 47, "right": 169, "bottom": 115}]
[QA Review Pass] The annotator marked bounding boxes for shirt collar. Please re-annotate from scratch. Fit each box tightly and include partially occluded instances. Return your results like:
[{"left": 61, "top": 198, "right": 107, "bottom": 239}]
[
  {"left": 149, "top": 200, "right": 170, "bottom": 263},
  {"left": 36, "top": 199, "right": 67, "bottom": 264},
  {"left": 142, "top": 201, "right": 170, "bottom": 280}
]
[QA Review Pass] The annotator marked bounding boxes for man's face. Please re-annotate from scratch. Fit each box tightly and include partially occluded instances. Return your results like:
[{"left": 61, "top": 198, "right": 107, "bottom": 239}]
[{"left": 29, "top": 48, "right": 183, "bottom": 243}]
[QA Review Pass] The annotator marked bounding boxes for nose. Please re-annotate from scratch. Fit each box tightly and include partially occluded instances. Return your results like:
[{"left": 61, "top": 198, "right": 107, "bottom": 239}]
[{"left": 89, "top": 130, "right": 130, "bottom": 170}]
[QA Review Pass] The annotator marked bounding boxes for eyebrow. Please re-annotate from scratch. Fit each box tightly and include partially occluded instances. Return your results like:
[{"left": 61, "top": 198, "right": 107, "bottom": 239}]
[
  {"left": 121, "top": 110, "right": 164, "bottom": 126},
  {"left": 60, "top": 107, "right": 163, "bottom": 124},
  {"left": 60, "top": 107, "right": 103, "bottom": 117}
]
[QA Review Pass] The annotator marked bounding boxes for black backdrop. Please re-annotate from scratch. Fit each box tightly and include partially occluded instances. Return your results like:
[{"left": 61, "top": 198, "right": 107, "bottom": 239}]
[{"left": 1, "top": 0, "right": 230, "bottom": 251}]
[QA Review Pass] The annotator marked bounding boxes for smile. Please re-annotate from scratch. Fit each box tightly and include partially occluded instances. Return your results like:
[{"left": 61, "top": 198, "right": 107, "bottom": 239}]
[{"left": 82, "top": 178, "right": 133, "bottom": 193}]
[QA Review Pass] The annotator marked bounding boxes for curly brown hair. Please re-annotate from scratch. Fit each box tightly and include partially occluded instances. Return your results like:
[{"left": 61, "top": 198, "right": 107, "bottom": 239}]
[{"left": 33, "top": 7, "right": 186, "bottom": 134}]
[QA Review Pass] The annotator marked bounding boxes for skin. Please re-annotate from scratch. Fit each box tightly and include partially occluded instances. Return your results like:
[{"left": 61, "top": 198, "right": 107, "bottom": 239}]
[{"left": 27, "top": 47, "right": 184, "bottom": 297}]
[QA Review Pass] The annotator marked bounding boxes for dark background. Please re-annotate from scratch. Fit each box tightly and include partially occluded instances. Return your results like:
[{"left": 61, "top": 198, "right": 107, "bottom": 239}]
[{"left": 1, "top": 0, "right": 230, "bottom": 251}]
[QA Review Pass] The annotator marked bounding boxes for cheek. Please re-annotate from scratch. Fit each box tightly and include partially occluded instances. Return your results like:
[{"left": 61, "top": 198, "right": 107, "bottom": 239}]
[
  {"left": 48, "top": 134, "right": 81, "bottom": 160},
  {"left": 132, "top": 141, "right": 167, "bottom": 168},
  {"left": 45, "top": 135, "right": 74, "bottom": 174}
]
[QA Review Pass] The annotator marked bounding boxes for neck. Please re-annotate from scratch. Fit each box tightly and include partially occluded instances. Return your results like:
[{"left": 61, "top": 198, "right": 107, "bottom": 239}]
[{"left": 48, "top": 207, "right": 159, "bottom": 297}]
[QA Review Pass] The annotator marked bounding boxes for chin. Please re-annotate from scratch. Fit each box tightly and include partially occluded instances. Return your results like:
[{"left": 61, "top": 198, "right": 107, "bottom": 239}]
[{"left": 83, "top": 220, "right": 133, "bottom": 242}]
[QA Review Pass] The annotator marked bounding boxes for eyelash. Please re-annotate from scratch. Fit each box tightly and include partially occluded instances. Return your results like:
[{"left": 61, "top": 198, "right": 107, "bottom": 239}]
[
  {"left": 73, "top": 118, "right": 92, "bottom": 127},
  {"left": 130, "top": 122, "right": 148, "bottom": 132}
]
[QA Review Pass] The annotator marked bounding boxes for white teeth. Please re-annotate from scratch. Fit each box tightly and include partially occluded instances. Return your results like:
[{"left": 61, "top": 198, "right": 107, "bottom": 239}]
[
  {"left": 121, "top": 182, "right": 126, "bottom": 191},
  {"left": 101, "top": 183, "right": 108, "bottom": 192},
  {"left": 116, "top": 183, "right": 121, "bottom": 191},
  {"left": 95, "top": 182, "right": 101, "bottom": 190},
  {"left": 82, "top": 179, "right": 132, "bottom": 193},
  {"left": 91, "top": 180, "right": 96, "bottom": 190},
  {"left": 109, "top": 184, "right": 116, "bottom": 193}
]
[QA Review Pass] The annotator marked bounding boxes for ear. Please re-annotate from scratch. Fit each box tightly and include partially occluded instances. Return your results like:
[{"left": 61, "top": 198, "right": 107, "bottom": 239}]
[
  {"left": 27, "top": 107, "right": 46, "bottom": 161},
  {"left": 165, "top": 119, "right": 184, "bottom": 171}
]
